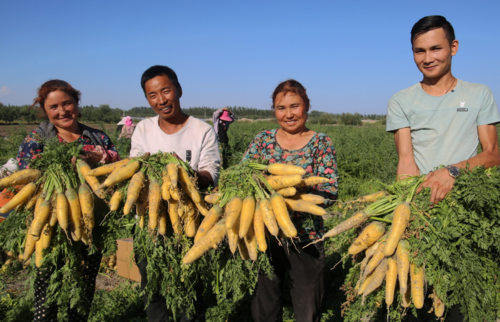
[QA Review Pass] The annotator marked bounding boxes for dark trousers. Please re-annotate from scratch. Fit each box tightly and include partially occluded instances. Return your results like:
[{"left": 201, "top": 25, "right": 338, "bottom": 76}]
[
  {"left": 137, "top": 260, "right": 205, "bottom": 322},
  {"left": 251, "top": 241, "right": 325, "bottom": 322},
  {"left": 33, "top": 251, "right": 102, "bottom": 322}
]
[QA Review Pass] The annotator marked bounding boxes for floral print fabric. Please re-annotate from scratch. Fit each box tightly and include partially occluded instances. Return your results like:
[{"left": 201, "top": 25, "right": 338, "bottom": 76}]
[
  {"left": 242, "top": 129, "right": 338, "bottom": 243},
  {"left": 17, "top": 124, "right": 119, "bottom": 170}
]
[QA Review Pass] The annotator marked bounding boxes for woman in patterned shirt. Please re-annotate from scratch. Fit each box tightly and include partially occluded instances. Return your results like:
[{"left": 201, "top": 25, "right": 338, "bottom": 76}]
[
  {"left": 17, "top": 79, "right": 120, "bottom": 322},
  {"left": 242, "top": 79, "right": 338, "bottom": 322}
]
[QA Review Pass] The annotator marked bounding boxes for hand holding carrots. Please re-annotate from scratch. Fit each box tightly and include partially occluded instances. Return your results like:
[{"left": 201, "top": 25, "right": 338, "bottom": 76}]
[{"left": 416, "top": 167, "right": 455, "bottom": 205}]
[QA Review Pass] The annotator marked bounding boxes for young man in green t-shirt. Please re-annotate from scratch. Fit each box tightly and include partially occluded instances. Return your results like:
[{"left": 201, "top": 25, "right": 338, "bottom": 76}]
[
  {"left": 386, "top": 15, "right": 500, "bottom": 321},
  {"left": 386, "top": 15, "right": 500, "bottom": 205}
]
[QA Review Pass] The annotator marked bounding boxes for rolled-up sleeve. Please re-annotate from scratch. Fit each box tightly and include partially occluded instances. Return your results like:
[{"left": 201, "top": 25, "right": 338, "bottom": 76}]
[
  {"left": 198, "top": 127, "right": 221, "bottom": 186},
  {"left": 386, "top": 96, "right": 410, "bottom": 132}
]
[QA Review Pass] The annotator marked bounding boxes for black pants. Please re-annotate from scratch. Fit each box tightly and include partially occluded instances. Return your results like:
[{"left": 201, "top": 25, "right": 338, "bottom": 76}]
[
  {"left": 251, "top": 241, "right": 325, "bottom": 322},
  {"left": 137, "top": 260, "right": 205, "bottom": 322},
  {"left": 33, "top": 251, "right": 102, "bottom": 322}
]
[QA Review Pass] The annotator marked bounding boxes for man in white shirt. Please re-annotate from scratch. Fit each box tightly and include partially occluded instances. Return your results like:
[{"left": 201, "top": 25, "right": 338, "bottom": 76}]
[
  {"left": 131, "top": 65, "right": 220, "bottom": 322},
  {"left": 130, "top": 65, "right": 220, "bottom": 189}
]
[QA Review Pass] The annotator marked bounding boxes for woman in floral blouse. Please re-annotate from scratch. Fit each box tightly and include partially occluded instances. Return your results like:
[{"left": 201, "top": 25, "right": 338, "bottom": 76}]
[
  {"left": 242, "top": 79, "right": 338, "bottom": 322},
  {"left": 17, "top": 79, "right": 120, "bottom": 322}
]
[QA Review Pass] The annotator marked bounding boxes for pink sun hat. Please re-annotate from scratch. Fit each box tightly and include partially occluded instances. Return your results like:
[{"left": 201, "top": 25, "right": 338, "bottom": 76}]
[
  {"left": 124, "top": 116, "right": 133, "bottom": 126},
  {"left": 220, "top": 110, "right": 233, "bottom": 122}
]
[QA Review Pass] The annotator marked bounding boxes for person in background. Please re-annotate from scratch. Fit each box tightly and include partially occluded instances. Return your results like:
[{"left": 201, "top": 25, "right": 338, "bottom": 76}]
[
  {"left": 17, "top": 79, "right": 120, "bottom": 322},
  {"left": 242, "top": 79, "right": 338, "bottom": 322},
  {"left": 386, "top": 15, "right": 500, "bottom": 321},
  {"left": 131, "top": 65, "right": 220, "bottom": 322},
  {"left": 118, "top": 116, "right": 136, "bottom": 139},
  {"left": 212, "top": 107, "right": 235, "bottom": 168}
]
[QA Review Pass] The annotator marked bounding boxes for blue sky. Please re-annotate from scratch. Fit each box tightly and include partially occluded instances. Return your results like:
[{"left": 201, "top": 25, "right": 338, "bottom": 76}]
[{"left": 1, "top": 0, "right": 499, "bottom": 114}]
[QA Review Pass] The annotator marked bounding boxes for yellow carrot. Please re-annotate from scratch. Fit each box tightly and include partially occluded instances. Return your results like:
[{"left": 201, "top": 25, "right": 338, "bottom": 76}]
[
  {"left": 109, "top": 190, "right": 124, "bottom": 212},
  {"left": 227, "top": 218, "right": 240, "bottom": 254},
  {"left": 239, "top": 196, "right": 256, "bottom": 238},
  {"left": 23, "top": 229, "right": 36, "bottom": 261},
  {"left": 195, "top": 205, "right": 222, "bottom": 243},
  {"left": 267, "top": 163, "right": 306, "bottom": 176},
  {"left": 194, "top": 199, "right": 209, "bottom": 216},
  {"left": 183, "top": 218, "right": 227, "bottom": 264},
  {"left": 184, "top": 208, "right": 197, "bottom": 237},
  {"left": 178, "top": 166, "right": 201, "bottom": 203},
  {"left": 363, "top": 240, "right": 387, "bottom": 279},
  {"left": 362, "top": 259, "right": 387, "bottom": 302},
  {"left": 410, "top": 263, "right": 425, "bottom": 309},
  {"left": 0, "top": 169, "right": 41, "bottom": 189},
  {"left": 204, "top": 193, "right": 222, "bottom": 204},
  {"left": 433, "top": 291, "right": 445, "bottom": 317},
  {"left": 356, "top": 191, "right": 386, "bottom": 203},
  {"left": 30, "top": 200, "right": 51, "bottom": 240},
  {"left": 271, "top": 193, "right": 297, "bottom": 238},
  {"left": 266, "top": 174, "right": 302, "bottom": 190},
  {"left": 167, "top": 162, "right": 178, "bottom": 186},
  {"left": 77, "top": 160, "right": 106, "bottom": 199},
  {"left": 295, "top": 194, "right": 325, "bottom": 205},
  {"left": 168, "top": 200, "right": 181, "bottom": 235},
  {"left": 0, "top": 183, "right": 37, "bottom": 214},
  {"left": 124, "top": 171, "right": 146, "bottom": 215},
  {"left": 276, "top": 187, "right": 297, "bottom": 197},
  {"left": 86, "top": 158, "right": 131, "bottom": 177},
  {"left": 297, "top": 176, "right": 330, "bottom": 187},
  {"left": 161, "top": 170, "right": 171, "bottom": 201},
  {"left": 385, "top": 257, "right": 398, "bottom": 306},
  {"left": 224, "top": 196, "right": 243, "bottom": 229},
  {"left": 158, "top": 208, "right": 168, "bottom": 235},
  {"left": 244, "top": 224, "right": 258, "bottom": 261},
  {"left": 66, "top": 188, "right": 82, "bottom": 241},
  {"left": 259, "top": 198, "right": 279, "bottom": 236},
  {"left": 25, "top": 188, "right": 44, "bottom": 210},
  {"left": 148, "top": 179, "right": 161, "bottom": 231},
  {"left": 79, "top": 183, "right": 94, "bottom": 230},
  {"left": 238, "top": 239, "right": 249, "bottom": 260},
  {"left": 283, "top": 198, "right": 327, "bottom": 216},
  {"left": 253, "top": 202, "right": 267, "bottom": 252},
  {"left": 348, "top": 222, "right": 385, "bottom": 255},
  {"left": 396, "top": 240, "right": 410, "bottom": 295},
  {"left": 56, "top": 192, "right": 69, "bottom": 231},
  {"left": 384, "top": 202, "right": 410, "bottom": 256},
  {"left": 99, "top": 160, "right": 140, "bottom": 190}
]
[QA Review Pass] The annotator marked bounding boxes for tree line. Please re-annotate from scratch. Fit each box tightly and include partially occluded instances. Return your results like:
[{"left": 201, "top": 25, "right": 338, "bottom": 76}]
[{"left": 0, "top": 102, "right": 385, "bottom": 126}]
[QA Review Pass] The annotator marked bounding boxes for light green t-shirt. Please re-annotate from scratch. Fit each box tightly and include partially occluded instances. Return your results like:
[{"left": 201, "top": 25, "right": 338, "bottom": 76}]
[{"left": 386, "top": 79, "right": 500, "bottom": 174}]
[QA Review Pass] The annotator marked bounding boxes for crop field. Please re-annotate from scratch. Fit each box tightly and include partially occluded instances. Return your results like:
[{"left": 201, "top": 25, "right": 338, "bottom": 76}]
[{"left": 0, "top": 120, "right": 400, "bottom": 322}]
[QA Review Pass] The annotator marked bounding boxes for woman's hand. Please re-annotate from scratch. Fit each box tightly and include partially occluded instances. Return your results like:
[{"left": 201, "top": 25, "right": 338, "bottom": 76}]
[{"left": 81, "top": 151, "right": 104, "bottom": 167}]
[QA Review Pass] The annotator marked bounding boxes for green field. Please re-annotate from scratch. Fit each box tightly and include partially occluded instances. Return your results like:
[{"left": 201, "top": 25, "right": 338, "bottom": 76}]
[{"left": 0, "top": 120, "right": 398, "bottom": 322}]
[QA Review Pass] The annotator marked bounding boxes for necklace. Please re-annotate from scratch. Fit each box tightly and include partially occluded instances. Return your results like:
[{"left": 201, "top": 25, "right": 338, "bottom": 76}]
[{"left": 445, "top": 77, "right": 457, "bottom": 94}]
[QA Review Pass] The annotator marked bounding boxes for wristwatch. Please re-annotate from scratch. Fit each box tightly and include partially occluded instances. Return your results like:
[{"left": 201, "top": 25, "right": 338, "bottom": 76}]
[{"left": 445, "top": 165, "right": 460, "bottom": 179}]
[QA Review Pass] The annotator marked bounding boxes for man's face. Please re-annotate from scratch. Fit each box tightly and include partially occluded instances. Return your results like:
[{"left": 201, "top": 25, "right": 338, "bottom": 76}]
[
  {"left": 144, "top": 75, "right": 182, "bottom": 121},
  {"left": 412, "top": 28, "right": 458, "bottom": 80}
]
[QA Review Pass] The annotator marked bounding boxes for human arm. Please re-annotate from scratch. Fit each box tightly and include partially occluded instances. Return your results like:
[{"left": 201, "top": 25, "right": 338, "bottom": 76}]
[
  {"left": 309, "top": 136, "right": 338, "bottom": 206},
  {"left": 129, "top": 122, "right": 145, "bottom": 158},
  {"left": 419, "top": 124, "right": 500, "bottom": 204},
  {"left": 394, "top": 127, "right": 420, "bottom": 180},
  {"left": 196, "top": 127, "right": 221, "bottom": 189}
]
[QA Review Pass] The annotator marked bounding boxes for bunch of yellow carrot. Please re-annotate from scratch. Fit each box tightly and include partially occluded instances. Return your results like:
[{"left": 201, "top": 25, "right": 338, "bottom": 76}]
[
  {"left": 88, "top": 153, "right": 209, "bottom": 238},
  {"left": 183, "top": 162, "right": 332, "bottom": 264},
  {"left": 0, "top": 159, "right": 98, "bottom": 268}
]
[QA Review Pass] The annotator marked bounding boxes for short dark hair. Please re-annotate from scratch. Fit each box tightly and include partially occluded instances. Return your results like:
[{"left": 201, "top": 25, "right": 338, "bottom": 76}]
[
  {"left": 141, "top": 65, "right": 181, "bottom": 95},
  {"left": 411, "top": 15, "right": 455, "bottom": 46},
  {"left": 271, "top": 79, "right": 310, "bottom": 111}
]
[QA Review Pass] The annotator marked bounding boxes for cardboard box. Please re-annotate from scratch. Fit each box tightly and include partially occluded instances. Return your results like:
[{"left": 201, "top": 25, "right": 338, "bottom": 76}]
[{"left": 116, "top": 238, "right": 141, "bottom": 283}]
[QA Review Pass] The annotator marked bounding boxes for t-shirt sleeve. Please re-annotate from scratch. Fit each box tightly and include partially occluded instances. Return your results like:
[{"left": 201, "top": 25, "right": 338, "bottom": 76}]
[
  {"left": 386, "top": 95, "right": 410, "bottom": 132},
  {"left": 197, "top": 127, "right": 221, "bottom": 186},
  {"left": 477, "top": 85, "right": 500, "bottom": 126},
  {"left": 241, "top": 132, "right": 265, "bottom": 162},
  {"left": 130, "top": 122, "right": 145, "bottom": 157}
]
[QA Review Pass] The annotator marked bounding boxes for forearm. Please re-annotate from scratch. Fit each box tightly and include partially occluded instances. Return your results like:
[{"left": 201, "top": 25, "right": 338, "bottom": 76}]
[
  {"left": 196, "top": 170, "right": 214, "bottom": 190},
  {"left": 454, "top": 150, "right": 500, "bottom": 170},
  {"left": 396, "top": 158, "right": 420, "bottom": 179}
]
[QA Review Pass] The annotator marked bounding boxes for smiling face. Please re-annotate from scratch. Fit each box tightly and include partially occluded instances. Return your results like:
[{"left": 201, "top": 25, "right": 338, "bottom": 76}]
[
  {"left": 274, "top": 92, "right": 308, "bottom": 134},
  {"left": 144, "top": 74, "right": 183, "bottom": 122},
  {"left": 43, "top": 90, "right": 79, "bottom": 131},
  {"left": 412, "top": 28, "right": 458, "bottom": 81}
]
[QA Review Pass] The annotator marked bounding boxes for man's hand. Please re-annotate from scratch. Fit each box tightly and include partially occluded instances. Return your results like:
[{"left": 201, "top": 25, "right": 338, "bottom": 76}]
[{"left": 416, "top": 168, "right": 455, "bottom": 205}]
